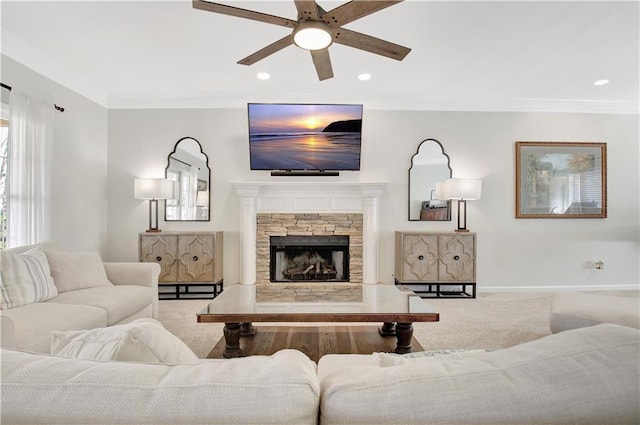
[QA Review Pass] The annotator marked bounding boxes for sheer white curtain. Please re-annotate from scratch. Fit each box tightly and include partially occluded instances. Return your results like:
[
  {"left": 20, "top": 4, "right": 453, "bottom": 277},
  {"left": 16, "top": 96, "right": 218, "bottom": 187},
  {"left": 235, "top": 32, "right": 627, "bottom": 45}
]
[{"left": 7, "top": 90, "right": 54, "bottom": 247}]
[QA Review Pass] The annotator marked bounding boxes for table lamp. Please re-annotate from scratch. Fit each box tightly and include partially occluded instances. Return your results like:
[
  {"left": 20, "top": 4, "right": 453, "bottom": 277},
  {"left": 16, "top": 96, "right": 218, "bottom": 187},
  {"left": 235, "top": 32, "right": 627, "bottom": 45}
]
[
  {"left": 437, "top": 178, "right": 482, "bottom": 232},
  {"left": 134, "top": 178, "right": 174, "bottom": 232}
]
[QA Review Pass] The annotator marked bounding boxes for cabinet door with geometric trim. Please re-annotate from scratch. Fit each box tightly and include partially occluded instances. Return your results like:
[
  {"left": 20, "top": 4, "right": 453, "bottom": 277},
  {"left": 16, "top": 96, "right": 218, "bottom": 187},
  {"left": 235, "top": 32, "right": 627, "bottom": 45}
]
[
  {"left": 177, "top": 234, "right": 215, "bottom": 282},
  {"left": 438, "top": 234, "right": 475, "bottom": 282},
  {"left": 139, "top": 235, "right": 178, "bottom": 282},
  {"left": 398, "top": 233, "right": 439, "bottom": 282}
]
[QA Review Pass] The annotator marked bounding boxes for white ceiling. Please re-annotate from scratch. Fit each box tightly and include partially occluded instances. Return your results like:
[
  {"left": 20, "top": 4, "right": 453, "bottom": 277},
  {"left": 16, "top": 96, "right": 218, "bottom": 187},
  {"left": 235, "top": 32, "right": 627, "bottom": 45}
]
[{"left": 2, "top": 0, "right": 638, "bottom": 112}]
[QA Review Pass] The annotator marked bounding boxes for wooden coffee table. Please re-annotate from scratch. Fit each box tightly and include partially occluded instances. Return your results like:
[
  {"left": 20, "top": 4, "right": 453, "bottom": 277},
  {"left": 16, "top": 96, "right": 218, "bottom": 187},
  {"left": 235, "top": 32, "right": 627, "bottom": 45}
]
[{"left": 197, "top": 284, "right": 439, "bottom": 358}]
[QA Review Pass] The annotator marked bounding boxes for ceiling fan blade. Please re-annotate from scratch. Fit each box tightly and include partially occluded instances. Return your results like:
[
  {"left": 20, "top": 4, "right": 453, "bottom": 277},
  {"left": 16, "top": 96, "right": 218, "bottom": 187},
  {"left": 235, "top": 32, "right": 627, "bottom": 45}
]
[
  {"left": 333, "top": 28, "right": 411, "bottom": 61},
  {"left": 310, "top": 49, "right": 334, "bottom": 81},
  {"left": 237, "top": 35, "right": 294, "bottom": 66},
  {"left": 294, "top": 0, "right": 321, "bottom": 20},
  {"left": 193, "top": 0, "right": 296, "bottom": 28},
  {"left": 322, "top": 0, "right": 403, "bottom": 28}
]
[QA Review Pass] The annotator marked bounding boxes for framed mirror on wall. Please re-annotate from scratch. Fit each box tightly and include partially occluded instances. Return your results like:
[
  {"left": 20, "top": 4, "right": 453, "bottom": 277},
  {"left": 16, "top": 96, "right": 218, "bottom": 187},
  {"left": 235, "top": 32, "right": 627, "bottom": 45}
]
[
  {"left": 165, "top": 137, "right": 211, "bottom": 221},
  {"left": 408, "top": 139, "right": 452, "bottom": 221},
  {"left": 515, "top": 141, "right": 607, "bottom": 218}
]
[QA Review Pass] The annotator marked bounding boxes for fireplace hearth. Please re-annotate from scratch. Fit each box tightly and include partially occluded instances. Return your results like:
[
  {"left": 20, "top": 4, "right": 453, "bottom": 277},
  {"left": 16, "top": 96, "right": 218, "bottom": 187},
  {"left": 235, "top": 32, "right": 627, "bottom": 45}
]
[{"left": 270, "top": 235, "right": 349, "bottom": 282}]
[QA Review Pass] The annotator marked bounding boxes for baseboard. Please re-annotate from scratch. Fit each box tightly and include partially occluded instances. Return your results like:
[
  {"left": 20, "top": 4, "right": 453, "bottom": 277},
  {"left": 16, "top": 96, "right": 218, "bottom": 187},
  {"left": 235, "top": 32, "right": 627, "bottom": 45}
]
[{"left": 480, "top": 284, "right": 640, "bottom": 293}]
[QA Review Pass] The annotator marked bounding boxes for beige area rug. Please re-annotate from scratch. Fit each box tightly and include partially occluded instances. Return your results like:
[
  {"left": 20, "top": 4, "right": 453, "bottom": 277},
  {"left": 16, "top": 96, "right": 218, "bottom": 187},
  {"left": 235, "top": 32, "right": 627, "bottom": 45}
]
[
  {"left": 156, "top": 291, "right": 637, "bottom": 359},
  {"left": 413, "top": 293, "right": 552, "bottom": 351},
  {"left": 156, "top": 299, "right": 221, "bottom": 359}
]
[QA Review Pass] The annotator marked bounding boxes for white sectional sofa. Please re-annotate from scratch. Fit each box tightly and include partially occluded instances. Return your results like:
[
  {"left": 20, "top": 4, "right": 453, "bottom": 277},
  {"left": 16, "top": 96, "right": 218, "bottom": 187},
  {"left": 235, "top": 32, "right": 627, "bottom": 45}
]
[
  {"left": 2, "top": 292, "right": 638, "bottom": 424},
  {"left": 0, "top": 241, "right": 160, "bottom": 353},
  {"left": 2, "top": 323, "right": 638, "bottom": 424}
]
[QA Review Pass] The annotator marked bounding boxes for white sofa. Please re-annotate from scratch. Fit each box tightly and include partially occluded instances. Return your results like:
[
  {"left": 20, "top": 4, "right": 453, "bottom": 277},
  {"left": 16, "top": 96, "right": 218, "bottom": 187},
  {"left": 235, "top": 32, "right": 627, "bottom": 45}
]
[
  {"left": 318, "top": 323, "right": 639, "bottom": 425},
  {"left": 2, "top": 293, "right": 638, "bottom": 425},
  {"left": 0, "top": 241, "right": 160, "bottom": 353},
  {"left": 1, "top": 348, "right": 320, "bottom": 425},
  {"left": 316, "top": 292, "right": 640, "bottom": 424},
  {"left": 2, "top": 323, "right": 637, "bottom": 425}
]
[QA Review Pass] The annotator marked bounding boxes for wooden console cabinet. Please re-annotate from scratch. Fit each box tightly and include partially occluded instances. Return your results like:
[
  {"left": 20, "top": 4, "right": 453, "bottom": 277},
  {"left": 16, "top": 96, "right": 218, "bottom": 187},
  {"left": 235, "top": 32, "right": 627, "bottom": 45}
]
[
  {"left": 395, "top": 231, "right": 476, "bottom": 298},
  {"left": 139, "top": 231, "right": 223, "bottom": 300}
]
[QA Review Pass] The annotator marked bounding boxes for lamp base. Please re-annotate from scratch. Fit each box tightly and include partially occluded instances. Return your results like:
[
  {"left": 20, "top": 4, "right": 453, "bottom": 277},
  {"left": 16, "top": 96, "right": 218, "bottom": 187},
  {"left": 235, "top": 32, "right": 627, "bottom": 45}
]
[
  {"left": 146, "top": 199, "right": 162, "bottom": 233},
  {"left": 455, "top": 200, "right": 470, "bottom": 233}
]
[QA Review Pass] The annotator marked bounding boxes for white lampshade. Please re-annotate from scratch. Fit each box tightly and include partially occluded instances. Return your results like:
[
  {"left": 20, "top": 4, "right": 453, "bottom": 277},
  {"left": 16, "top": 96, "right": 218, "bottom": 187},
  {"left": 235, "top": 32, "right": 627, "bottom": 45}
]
[
  {"left": 134, "top": 178, "right": 174, "bottom": 200},
  {"left": 196, "top": 190, "right": 209, "bottom": 207},
  {"left": 439, "top": 178, "right": 482, "bottom": 200},
  {"left": 293, "top": 21, "right": 333, "bottom": 50},
  {"left": 433, "top": 180, "right": 447, "bottom": 200}
]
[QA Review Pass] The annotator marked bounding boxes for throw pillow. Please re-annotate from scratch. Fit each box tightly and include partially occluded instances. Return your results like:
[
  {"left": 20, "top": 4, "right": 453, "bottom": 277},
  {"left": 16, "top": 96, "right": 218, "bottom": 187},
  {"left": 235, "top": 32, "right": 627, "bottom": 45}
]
[
  {"left": 51, "top": 318, "right": 200, "bottom": 364},
  {"left": 0, "top": 247, "right": 58, "bottom": 309},
  {"left": 45, "top": 250, "right": 113, "bottom": 293}
]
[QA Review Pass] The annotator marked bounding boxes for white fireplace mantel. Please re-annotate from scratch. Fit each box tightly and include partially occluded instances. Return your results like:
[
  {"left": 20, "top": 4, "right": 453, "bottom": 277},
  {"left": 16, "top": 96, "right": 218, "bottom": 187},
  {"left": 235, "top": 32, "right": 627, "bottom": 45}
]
[{"left": 233, "top": 181, "right": 388, "bottom": 284}]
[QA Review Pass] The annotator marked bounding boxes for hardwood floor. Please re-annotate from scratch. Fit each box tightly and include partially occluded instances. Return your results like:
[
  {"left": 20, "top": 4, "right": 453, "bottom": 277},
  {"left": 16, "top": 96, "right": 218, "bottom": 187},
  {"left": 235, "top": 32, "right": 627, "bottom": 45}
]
[{"left": 207, "top": 325, "right": 424, "bottom": 362}]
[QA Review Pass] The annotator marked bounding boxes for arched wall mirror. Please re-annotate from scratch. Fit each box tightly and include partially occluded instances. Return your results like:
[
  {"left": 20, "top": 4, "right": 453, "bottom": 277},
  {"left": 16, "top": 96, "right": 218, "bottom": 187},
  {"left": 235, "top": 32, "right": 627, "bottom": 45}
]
[
  {"left": 408, "top": 139, "right": 453, "bottom": 221},
  {"left": 165, "top": 137, "right": 210, "bottom": 221}
]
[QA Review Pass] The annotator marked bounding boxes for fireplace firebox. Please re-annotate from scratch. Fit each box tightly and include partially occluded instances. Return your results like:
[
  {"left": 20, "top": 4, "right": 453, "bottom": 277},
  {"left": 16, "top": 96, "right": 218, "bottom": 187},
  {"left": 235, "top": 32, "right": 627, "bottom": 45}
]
[{"left": 270, "top": 235, "right": 349, "bottom": 282}]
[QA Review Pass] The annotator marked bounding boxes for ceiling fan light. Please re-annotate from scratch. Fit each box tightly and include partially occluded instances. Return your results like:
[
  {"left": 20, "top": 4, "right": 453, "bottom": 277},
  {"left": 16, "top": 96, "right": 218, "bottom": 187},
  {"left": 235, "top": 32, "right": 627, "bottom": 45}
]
[{"left": 293, "top": 21, "right": 332, "bottom": 50}]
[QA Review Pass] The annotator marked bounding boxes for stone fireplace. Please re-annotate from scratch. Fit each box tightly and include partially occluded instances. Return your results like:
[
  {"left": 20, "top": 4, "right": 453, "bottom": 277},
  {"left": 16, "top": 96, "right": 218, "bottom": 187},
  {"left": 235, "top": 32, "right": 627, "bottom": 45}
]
[
  {"left": 257, "top": 214, "right": 362, "bottom": 284},
  {"left": 234, "top": 182, "right": 386, "bottom": 285}
]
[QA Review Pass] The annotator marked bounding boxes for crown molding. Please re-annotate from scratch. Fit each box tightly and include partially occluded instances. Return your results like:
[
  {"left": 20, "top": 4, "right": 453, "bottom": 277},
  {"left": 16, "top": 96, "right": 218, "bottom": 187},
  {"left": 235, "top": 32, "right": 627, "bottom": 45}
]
[{"left": 107, "top": 91, "right": 639, "bottom": 114}]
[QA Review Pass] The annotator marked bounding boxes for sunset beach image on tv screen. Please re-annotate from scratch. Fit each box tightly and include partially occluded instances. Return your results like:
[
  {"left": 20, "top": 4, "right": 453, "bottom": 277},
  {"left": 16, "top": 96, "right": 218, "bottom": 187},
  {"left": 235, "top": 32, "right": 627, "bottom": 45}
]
[{"left": 248, "top": 103, "right": 363, "bottom": 170}]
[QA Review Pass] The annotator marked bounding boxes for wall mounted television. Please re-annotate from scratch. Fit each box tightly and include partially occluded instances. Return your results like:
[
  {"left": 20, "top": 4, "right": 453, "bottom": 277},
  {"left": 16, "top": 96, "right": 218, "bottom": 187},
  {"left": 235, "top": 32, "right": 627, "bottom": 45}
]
[{"left": 248, "top": 103, "right": 363, "bottom": 175}]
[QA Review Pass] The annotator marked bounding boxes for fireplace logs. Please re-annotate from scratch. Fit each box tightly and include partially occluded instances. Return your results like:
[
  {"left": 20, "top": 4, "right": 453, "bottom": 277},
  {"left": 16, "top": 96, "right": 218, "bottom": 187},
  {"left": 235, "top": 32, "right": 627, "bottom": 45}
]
[{"left": 270, "top": 236, "right": 349, "bottom": 282}]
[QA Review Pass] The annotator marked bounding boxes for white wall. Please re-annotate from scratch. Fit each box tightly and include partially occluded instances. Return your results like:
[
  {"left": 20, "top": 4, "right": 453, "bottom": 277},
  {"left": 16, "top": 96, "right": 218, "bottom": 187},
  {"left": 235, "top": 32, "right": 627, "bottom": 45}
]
[
  {"left": 107, "top": 108, "right": 639, "bottom": 291},
  {"left": 5, "top": 56, "right": 637, "bottom": 290},
  {"left": 1, "top": 56, "right": 109, "bottom": 252}
]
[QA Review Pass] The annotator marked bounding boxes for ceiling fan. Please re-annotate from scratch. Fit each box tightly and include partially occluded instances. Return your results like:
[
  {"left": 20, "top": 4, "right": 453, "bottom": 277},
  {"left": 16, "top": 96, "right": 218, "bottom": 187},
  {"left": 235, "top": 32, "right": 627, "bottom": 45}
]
[{"left": 192, "top": 0, "right": 411, "bottom": 81}]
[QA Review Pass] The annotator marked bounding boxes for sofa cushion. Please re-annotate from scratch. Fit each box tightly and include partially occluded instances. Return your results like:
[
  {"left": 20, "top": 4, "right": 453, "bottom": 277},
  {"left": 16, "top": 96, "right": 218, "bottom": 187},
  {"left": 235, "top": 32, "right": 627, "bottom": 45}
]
[
  {"left": 47, "top": 285, "right": 153, "bottom": 325},
  {"left": 45, "top": 251, "right": 112, "bottom": 293},
  {"left": 51, "top": 318, "right": 199, "bottom": 364},
  {"left": 1, "top": 348, "right": 320, "bottom": 425},
  {"left": 0, "top": 247, "right": 58, "bottom": 309},
  {"left": 0, "top": 302, "right": 107, "bottom": 353},
  {"left": 318, "top": 324, "right": 640, "bottom": 425}
]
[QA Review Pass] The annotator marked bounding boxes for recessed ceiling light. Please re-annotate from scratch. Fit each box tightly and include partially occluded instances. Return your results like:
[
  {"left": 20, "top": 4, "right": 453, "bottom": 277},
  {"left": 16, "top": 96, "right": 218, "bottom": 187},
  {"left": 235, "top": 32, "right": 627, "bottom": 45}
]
[
  {"left": 358, "top": 73, "right": 372, "bottom": 81},
  {"left": 593, "top": 79, "right": 609, "bottom": 86},
  {"left": 257, "top": 72, "right": 270, "bottom": 80}
]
